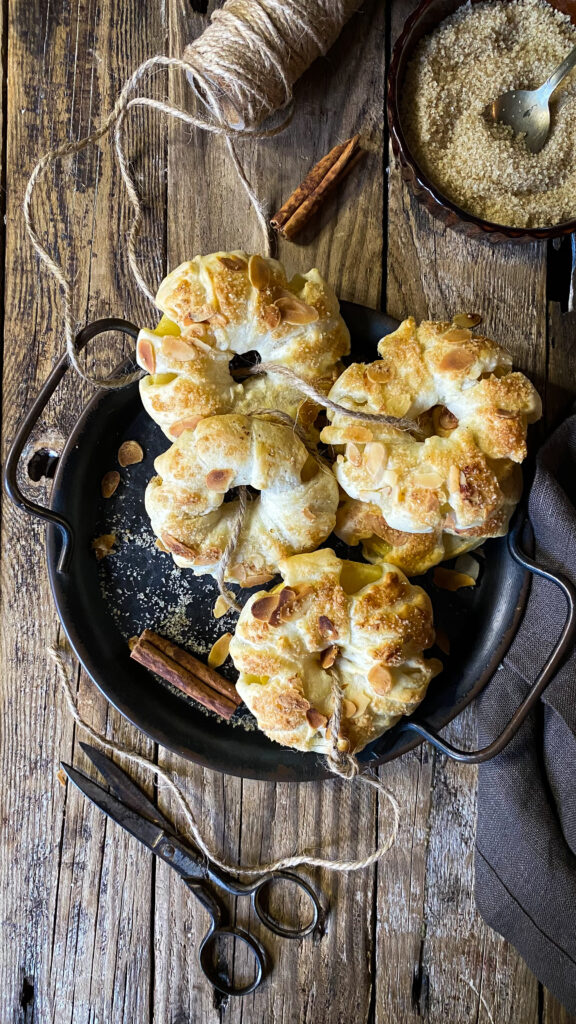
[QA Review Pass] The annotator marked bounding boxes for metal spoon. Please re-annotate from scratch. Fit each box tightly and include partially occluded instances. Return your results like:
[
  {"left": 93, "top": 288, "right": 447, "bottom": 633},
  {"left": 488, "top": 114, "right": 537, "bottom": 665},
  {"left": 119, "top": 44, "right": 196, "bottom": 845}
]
[{"left": 489, "top": 45, "right": 576, "bottom": 153}]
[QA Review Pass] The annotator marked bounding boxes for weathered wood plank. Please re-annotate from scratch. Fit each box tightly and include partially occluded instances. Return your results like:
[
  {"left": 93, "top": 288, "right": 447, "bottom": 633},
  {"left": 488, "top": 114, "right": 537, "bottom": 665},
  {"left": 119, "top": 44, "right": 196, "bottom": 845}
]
[{"left": 0, "top": 0, "right": 166, "bottom": 1020}]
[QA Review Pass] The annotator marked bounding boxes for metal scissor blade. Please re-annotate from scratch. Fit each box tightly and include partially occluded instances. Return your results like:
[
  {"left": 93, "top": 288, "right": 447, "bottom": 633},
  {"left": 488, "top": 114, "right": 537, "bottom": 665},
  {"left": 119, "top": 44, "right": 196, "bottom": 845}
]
[
  {"left": 78, "top": 742, "right": 172, "bottom": 831},
  {"left": 61, "top": 763, "right": 167, "bottom": 853}
]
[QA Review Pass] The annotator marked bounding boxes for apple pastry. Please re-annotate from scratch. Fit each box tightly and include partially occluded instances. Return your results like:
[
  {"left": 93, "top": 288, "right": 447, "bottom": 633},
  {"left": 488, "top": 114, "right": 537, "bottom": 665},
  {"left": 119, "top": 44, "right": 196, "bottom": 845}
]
[
  {"left": 320, "top": 316, "right": 541, "bottom": 574},
  {"left": 136, "top": 251, "right": 350, "bottom": 441},
  {"left": 230, "top": 548, "right": 442, "bottom": 753},
  {"left": 146, "top": 413, "right": 339, "bottom": 587}
]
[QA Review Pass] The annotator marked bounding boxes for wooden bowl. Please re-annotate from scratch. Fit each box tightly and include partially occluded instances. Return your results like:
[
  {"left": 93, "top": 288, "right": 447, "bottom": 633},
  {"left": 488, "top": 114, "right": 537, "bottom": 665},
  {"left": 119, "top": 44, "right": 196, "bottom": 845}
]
[{"left": 387, "top": 0, "right": 576, "bottom": 243}]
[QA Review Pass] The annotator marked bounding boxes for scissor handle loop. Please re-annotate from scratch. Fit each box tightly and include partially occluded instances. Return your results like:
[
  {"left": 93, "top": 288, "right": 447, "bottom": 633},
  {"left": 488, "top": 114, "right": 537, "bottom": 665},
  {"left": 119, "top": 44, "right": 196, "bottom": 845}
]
[
  {"left": 198, "top": 925, "right": 267, "bottom": 997},
  {"left": 252, "top": 871, "right": 323, "bottom": 939}
]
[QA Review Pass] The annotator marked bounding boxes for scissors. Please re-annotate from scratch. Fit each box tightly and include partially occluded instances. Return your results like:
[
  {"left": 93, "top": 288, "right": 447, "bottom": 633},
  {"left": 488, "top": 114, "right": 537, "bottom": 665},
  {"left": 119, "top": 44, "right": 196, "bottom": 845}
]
[{"left": 60, "top": 743, "right": 325, "bottom": 996}]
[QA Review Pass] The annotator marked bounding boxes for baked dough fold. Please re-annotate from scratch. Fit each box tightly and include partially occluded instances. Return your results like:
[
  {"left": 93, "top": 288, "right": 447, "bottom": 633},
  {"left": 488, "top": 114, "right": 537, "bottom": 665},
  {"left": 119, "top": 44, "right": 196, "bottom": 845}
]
[
  {"left": 230, "top": 548, "right": 442, "bottom": 753},
  {"left": 146, "top": 414, "right": 339, "bottom": 586}
]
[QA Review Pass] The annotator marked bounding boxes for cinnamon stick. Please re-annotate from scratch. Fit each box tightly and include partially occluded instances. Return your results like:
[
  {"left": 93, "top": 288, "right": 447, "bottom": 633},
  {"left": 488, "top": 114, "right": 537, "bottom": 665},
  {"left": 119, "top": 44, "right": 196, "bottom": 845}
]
[
  {"left": 131, "top": 636, "right": 240, "bottom": 720},
  {"left": 139, "top": 629, "right": 241, "bottom": 704},
  {"left": 271, "top": 134, "right": 362, "bottom": 241}
]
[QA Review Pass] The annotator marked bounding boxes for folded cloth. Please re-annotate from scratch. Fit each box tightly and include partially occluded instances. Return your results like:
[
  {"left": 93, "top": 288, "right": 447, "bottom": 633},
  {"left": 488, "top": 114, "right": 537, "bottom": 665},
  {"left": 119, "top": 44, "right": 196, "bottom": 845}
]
[{"left": 475, "top": 414, "right": 576, "bottom": 1012}]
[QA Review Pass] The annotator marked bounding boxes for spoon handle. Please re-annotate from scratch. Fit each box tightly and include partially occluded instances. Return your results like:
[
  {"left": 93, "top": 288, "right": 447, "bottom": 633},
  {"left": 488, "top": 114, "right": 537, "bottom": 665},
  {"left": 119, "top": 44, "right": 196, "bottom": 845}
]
[{"left": 542, "top": 44, "right": 576, "bottom": 98}]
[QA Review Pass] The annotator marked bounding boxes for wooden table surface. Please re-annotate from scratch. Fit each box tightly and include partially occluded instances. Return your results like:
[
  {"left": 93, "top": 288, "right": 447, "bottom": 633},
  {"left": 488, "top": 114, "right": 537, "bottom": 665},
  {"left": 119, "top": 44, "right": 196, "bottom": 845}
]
[{"left": 2, "top": 1, "right": 576, "bottom": 1021}]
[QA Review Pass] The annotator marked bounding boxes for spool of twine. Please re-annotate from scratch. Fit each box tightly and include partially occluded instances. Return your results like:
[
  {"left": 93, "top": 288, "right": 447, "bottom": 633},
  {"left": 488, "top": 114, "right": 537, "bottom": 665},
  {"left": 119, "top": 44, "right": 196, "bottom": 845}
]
[{"left": 183, "top": 0, "right": 362, "bottom": 131}]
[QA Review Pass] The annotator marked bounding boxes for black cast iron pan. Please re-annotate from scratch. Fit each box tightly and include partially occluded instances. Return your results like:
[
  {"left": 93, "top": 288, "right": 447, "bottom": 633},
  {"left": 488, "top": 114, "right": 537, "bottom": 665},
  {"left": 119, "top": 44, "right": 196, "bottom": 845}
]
[{"left": 5, "top": 307, "right": 576, "bottom": 781}]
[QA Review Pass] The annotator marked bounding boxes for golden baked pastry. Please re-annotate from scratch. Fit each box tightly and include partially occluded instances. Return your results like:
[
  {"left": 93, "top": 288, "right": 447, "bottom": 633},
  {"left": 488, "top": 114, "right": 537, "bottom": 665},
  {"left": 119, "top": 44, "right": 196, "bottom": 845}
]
[
  {"left": 136, "top": 251, "right": 350, "bottom": 440},
  {"left": 230, "top": 549, "right": 442, "bottom": 753},
  {"left": 145, "top": 414, "right": 339, "bottom": 586},
  {"left": 320, "top": 316, "right": 541, "bottom": 574}
]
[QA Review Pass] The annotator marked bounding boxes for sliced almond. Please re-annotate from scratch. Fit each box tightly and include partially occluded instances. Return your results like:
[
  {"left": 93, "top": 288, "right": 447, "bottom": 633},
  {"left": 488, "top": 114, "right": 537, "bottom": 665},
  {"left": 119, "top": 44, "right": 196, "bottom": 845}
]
[
  {"left": 433, "top": 567, "right": 476, "bottom": 591},
  {"left": 251, "top": 593, "right": 281, "bottom": 622},
  {"left": 496, "top": 408, "right": 517, "bottom": 419},
  {"left": 365, "top": 442, "right": 388, "bottom": 482},
  {"left": 366, "top": 362, "right": 393, "bottom": 384},
  {"left": 262, "top": 304, "right": 281, "bottom": 329},
  {"left": 320, "top": 645, "right": 339, "bottom": 669},
  {"left": 214, "top": 595, "right": 231, "bottom": 618},
  {"left": 248, "top": 254, "right": 271, "bottom": 291},
  {"left": 412, "top": 470, "right": 444, "bottom": 489},
  {"left": 318, "top": 616, "right": 338, "bottom": 640},
  {"left": 351, "top": 692, "right": 371, "bottom": 718},
  {"left": 118, "top": 440, "right": 144, "bottom": 467},
  {"left": 439, "top": 348, "right": 475, "bottom": 372},
  {"left": 208, "top": 632, "right": 232, "bottom": 668},
  {"left": 346, "top": 442, "right": 362, "bottom": 467},
  {"left": 242, "top": 572, "right": 275, "bottom": 588},
  {"left": 155, "top": 538, "right": 170, "bottom": 553},
  {"left": 274, "top": 295, "right": 319, "bottom": 326},
  {"left": 170, "top": 416, "right": 202, "bottom": 438},
  {"left": 161, "top": 532, "right": 197, "bottom": 559},
  {"left": 101, "top": 470, "right": 120, "bottom": 498},
  {"left": 303, "top": 507, "right": 317, "bottom": 522},
  {"left": 269, "top": 587, "right": 298, "bottom": 625},
  {"left": 345, "top": 425, "right": 373, "bottom": 443},
  {"left": 205, "top": 468, "right": 234, "bottom": 492},
  {"left": 91, "top": 533, "right": 117, "bottom": 560},
  {"left": 182, "top": 305, "right": 215, "bottom": 324},
  {"left": 306, "top": 708, "right": 328, "bottom": 730},
  {"left": 342, "top": 699, "right": 357, "bottom": 719},
  {"left": 161, "top": 336, "right": 197, "bottom": 361},
  {"left": 218, "top": 255, "right": 246, "bottom": 271},
  {"left": 448, "top": 465, "right": 460, "bottom": 493},
  {"left": 136, "top": 337, "right": 156, "bottom": 374},
  {"left": 443, "top": 327, "right": 472, "bottom": 343},
  {"left": 452, "top": 313, "right": 482, "bottom": 329},
  {"left": 367, "top": 663, "right": 393, "bottom": 695}
]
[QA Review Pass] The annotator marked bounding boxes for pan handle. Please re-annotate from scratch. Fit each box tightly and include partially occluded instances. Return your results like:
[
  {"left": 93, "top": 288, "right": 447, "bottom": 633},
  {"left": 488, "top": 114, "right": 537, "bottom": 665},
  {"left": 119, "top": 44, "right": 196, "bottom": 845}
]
[
  {"left": 391, "top": 515, "right": 576, "bottom": 764},
  {"left": 3, "top": 318, "right": 139, "bottom": 574}
]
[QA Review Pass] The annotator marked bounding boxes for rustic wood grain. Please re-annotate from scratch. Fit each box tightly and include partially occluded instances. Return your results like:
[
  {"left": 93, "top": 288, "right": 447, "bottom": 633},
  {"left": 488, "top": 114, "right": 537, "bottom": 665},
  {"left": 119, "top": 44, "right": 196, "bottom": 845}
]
[
  {"left": 0, "top": 0, "right": 165, "bottom": 1021},
  {"left": 2, "top": 0, "right": 576, "bottom": 1021}
]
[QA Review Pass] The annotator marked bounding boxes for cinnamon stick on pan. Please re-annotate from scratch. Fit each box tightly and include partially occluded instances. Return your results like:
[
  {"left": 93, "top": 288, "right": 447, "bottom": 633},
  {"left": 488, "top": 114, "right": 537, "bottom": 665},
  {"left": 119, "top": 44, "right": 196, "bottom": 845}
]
[
  {"left": 271, "top": 134, "right": 362, "bottom": 241},
  {"left": 139, "top": 629, "right": 241, "bottom": 704},
  {"left": 130, "top": 631, "right": 241, "bottom": 721}
]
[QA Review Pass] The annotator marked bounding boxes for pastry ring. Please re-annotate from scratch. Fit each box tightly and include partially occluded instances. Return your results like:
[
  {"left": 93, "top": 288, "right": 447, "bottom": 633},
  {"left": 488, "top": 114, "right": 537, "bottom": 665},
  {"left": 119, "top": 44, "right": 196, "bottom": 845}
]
[
  {"left": 320, "top": 316, "right": 541, "bottom": 574},
  {"left": 145, "top": 414, "right": 340, "bottom": 587},
  {"left": 136, "top": 251, "right": 350, "bottom": 441},
  {"left": 230, "top": 548, "right": 442, "bottom": 753}
]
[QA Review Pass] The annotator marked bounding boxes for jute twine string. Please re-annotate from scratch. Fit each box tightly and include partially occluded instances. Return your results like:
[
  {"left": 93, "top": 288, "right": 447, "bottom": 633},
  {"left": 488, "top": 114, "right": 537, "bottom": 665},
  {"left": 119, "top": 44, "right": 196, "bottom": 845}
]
[
  {"left": 49, "top": 645, "right": 400, "bottom": 874},
  {"left": 248, "top": 362, "right": 421, "bottom": 433}
]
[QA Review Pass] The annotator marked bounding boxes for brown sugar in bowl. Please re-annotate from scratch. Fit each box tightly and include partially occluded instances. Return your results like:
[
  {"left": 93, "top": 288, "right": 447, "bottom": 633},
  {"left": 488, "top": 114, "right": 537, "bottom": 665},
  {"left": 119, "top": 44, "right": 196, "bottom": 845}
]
[{"left": 387, "top": 0, "right": 576, "bottom": 243}]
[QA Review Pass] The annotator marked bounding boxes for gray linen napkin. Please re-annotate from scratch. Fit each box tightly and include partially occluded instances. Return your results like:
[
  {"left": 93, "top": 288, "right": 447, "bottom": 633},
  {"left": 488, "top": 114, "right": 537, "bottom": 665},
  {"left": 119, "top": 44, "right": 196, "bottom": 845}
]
[{"left": 475, "top": 414, "right": 576, "bottom": 1012}]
